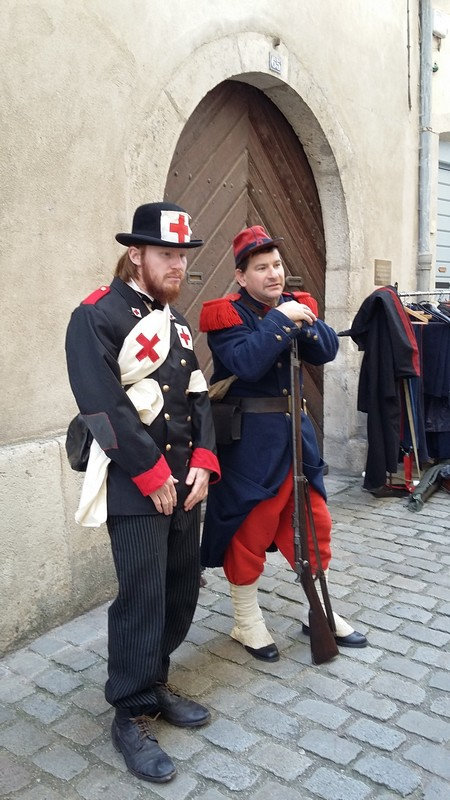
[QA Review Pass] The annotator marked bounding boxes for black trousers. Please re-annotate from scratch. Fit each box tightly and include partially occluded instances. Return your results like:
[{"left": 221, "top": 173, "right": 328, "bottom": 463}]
[{"left": 105, "top": 505, "right": 201, "bottom": 710}]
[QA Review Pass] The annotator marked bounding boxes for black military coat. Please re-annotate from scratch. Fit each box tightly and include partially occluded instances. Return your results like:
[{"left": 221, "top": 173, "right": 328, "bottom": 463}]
[{"left": 65, "top": 277, "right": 219, "bottom": 515}]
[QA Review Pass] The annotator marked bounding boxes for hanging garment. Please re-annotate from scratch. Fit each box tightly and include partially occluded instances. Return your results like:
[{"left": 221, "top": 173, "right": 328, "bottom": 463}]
[
  {"left": 421, "top": 321, "right": 450, "bottom": 459},
  {"left": 349, "top": 286, "right": 420, "bottom": 491}
]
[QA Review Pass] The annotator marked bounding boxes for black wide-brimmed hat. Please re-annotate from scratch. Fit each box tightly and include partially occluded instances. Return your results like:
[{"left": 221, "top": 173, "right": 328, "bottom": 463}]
[{"left": 116, "top": 202, "right": 204, "bottom": 248}]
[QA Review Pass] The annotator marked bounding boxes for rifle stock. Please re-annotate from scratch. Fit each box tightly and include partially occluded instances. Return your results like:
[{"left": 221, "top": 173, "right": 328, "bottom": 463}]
[
  {"left": 299, "top": 562, "right": 338, "bottom": 664},
  {"left": 290, "top": 338, "right": 338, "bottom": 665}
]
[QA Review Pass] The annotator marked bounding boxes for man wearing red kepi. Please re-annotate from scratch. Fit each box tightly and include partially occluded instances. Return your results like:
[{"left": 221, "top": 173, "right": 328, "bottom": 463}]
[
  {"left": 200, "top": 224, "right": 367, "bottom": 663},
  {"left": 65, "top": 202, "right": 220, "bottom": 783}
]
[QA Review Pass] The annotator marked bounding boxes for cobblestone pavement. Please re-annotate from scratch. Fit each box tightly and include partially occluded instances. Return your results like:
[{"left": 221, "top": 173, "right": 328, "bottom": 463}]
[{"left": 1, "top": 475, "right": 449, "bottom": 800}]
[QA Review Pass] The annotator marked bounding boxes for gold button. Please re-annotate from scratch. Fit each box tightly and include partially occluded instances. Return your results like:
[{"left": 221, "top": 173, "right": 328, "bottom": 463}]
[
  {"left": 277, "top": 362, "right": 282, "bottom": 368},
  {"left": 162, "top": 384, "right": 170, "bottom": 392},
  {"left": 180, "top": 359, "right": 187, "bottom": 366},
  {"left": 282, "top": 388, "right": 288, "bottom": 396},
  {"left": 165, "top": 443, "right": 172, "bottom": 451},
  {"left": 185, "top": 389, "right": 189, "bottom": 395},
  {"left": 188, "top": 441, "right": 193, "bottom": 447},
  {"left": 186, "top": 415, "right": 191, "bottom": 422},
  {"left": 275, "top": 334, "right": 282, "bottom": 341},
  {"left": 313, "top": 334, "right": 318, "bottom": 340},
  {"left": 164, "top": 413, "right": 170, "bottom": 421},
  {"left": 283, "top": 326, "right": 291, "bottom": 333}
]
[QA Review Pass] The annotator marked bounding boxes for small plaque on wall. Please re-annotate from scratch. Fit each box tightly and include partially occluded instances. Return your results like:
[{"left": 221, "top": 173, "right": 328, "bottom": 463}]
[{"left": 374, "top": 259, "right": 392, "bottom": 285}]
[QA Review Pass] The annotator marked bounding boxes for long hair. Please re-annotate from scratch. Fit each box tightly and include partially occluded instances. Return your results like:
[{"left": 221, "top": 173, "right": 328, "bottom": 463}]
[{"left": 114, "top": 249, "right": 139, "bottom": 281}]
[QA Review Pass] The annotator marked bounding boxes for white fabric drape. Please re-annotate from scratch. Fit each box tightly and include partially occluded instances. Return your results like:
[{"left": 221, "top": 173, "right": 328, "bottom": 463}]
[{"left": 75, "top": 306, "right": 171, "bottom": 527}]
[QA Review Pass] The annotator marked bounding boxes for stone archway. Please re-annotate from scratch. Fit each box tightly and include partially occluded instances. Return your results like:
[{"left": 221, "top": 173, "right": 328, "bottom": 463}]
[
  {"left": 129, "top": 30, "right": 361, "bottom": 471},
  {"left": 164, "top": 79, "right": 327, "bottom": 447}
]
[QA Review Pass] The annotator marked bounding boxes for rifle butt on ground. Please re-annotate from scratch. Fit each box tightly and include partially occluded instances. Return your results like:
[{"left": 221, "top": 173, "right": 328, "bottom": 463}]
[{"left": 301, "top": 569, "right": 339, "bottom": 665}]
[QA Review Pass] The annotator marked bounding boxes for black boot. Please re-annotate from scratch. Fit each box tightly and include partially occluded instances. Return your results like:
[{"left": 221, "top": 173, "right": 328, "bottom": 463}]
[
  {"left": 152, "top": 683, "right": 210, "bottom": 727},
  {"left": 302, "top": 623, "right": 368, "bottom": 648},
  {"left": 111, "top": 710, "right": 176, "bottom": 782}
]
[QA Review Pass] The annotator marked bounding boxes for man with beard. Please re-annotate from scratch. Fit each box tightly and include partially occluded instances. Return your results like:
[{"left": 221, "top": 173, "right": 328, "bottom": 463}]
[
  {"left": 199, "top": 225, "right": 367, "bottom": 663},
  {"left": 65, "top": 202, "right": 220, "bottom": 783}
]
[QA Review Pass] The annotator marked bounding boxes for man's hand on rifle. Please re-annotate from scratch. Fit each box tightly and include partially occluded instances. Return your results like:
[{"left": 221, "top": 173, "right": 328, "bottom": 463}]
[{"left": 274, "top": 300, "right": 317, "bottom": 328}]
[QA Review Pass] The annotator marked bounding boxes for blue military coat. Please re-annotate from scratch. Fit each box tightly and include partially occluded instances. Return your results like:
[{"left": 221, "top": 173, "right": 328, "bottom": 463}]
[{"left": 199, "top": 288, "right": 339, "bottom": 566}]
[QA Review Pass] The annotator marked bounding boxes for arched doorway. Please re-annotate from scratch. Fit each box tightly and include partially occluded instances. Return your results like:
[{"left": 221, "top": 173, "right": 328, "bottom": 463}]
[{"left": 165, "top": 79, "right": 327, "bottom": 447}]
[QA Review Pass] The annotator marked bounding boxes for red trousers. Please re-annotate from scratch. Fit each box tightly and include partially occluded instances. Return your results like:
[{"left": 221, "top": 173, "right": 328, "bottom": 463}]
[{"left": 223, "top": 468, "right": 332, "bottom": 585}]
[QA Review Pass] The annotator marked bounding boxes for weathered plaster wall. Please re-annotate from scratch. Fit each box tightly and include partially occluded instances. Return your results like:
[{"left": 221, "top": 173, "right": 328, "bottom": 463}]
[{"left": 0, "top": 0, "right": 424, "bottom": 650}]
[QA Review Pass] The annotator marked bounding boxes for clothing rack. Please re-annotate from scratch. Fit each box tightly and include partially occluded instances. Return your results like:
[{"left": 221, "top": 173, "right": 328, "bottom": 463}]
[
  {"left": 396, "top": 288, "right": 450, "bottom": 300},
  {"left": 397, "top": 286, "right": 450, "bottom": 470}
]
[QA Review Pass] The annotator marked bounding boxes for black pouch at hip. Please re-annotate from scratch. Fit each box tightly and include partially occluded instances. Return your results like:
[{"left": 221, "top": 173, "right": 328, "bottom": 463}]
[
  {"left": 211, "top": 403, "right": 242, "bottom": 445},
  {"left": 65, "top": 414, "right": 93, "bottom": 471}
]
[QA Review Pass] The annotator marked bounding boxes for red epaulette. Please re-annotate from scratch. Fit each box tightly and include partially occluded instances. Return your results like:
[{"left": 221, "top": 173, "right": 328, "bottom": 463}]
[
  {"left": 199, "top": 294, "right": 243, "bottom": 332},
  {"left": 81, "top": 285, "right": 111, "bottom": 305},
  {"left": 283, "top": 290, "right": 319, "bottom": 317}
]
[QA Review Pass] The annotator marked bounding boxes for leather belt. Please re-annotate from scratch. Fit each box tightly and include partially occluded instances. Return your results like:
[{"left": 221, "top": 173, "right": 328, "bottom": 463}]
[{"left": 220, "top": 396, "right": 290, "bottom": 413}]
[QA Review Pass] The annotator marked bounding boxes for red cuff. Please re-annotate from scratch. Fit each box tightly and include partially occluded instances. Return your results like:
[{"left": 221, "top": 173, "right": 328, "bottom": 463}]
[
  {"left": 190, "top": 448, "right": 221, "bottom": 483},
  {"left": 132, "top": 455, "right": 171, "bottom": 495}
]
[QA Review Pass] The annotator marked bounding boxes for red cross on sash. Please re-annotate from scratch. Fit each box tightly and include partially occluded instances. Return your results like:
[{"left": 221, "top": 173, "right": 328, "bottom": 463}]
[
  {"left": 135, "top": 333, "right": 160, "bottom": 362},
  {"left": 175, "top": 323, "right": 193, "bottom": 350}
]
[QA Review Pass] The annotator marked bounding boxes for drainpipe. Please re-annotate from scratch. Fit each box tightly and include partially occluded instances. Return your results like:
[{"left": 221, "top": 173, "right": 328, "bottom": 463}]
[{"left": 418, "top": 0, "right": 433, "bottom": 291}]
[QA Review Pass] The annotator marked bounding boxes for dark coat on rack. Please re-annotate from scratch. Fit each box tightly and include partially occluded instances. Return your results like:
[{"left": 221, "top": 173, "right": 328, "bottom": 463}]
[{"left": 349, "top": 286, "right": 420, "bottom": 491}]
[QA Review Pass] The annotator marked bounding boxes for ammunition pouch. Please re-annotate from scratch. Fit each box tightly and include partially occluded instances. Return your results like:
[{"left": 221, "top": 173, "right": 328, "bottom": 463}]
[
  {"left": 211, "top": 402, "right": 242, "bottom": 445},
  {"left": 65, "top": 414, "right": 92, "bottom": 471}
]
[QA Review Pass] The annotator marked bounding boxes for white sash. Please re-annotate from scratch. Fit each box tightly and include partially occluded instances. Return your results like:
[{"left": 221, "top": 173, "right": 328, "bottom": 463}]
[{"left": 75, "top": 306, "right": 171, "bottom": 527}]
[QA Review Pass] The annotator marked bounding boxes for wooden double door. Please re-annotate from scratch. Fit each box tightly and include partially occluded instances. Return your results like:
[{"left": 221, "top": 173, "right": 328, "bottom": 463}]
[{"left": 164, "top": 80, "right": 327, "bottom": 447}]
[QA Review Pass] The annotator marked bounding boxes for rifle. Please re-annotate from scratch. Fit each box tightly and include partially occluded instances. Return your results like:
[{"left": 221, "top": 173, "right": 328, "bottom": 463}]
[{"left": 290, "top": 336, "right": 338, "bottom": 665}]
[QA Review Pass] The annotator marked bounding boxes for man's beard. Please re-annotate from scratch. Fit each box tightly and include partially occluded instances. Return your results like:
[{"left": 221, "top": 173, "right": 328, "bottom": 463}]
[
  {"left": 141, "top": 276, "right": 182, "bottom": 305},
  {"left": 152, "top": 285, "right": 181, "bottom": 305}
]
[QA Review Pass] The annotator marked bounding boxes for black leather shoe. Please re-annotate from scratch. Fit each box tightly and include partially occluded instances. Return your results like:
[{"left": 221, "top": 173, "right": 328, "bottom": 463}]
[
  {"left": 302, "top": 623, "right": 368, "bottom": 648},
  {"left": 112, "top": 711, "right": 176, "bottom": 782},
  {"left": 152, "top": 684, "right": 210, "bottom": 728},
  {"left": 244, "top": 643, "right": 280, "bottom": 662}
]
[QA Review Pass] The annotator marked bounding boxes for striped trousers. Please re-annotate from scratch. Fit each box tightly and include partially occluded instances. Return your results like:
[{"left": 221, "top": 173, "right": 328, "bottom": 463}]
[{"left": 105, "top": 506, "right": 201, "bottom": 711}]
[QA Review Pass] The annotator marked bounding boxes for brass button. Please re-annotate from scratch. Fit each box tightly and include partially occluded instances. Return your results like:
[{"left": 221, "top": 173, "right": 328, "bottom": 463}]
[
  {"left": 277, "top": 361, "right": 282, "bottom": 368},
  {"left": 186, "top": 415, "right": 191, "bottom": 422},
  {"left": 165, "top": 443, "right": 172, "bottom": 451},
  {"left": 188, "top": 441, "right": 193, "bottom": 447},
  {"left": 164, "top": 413, "right": 171, "bottom": 421},
  {"left": 313, "top": 334, "right": 318, "bottom": 341},
  {"left": 162, "top": 384, "right": 170, "bottom": 392},
  {"left": 275, "top": 334, "right": 282, "bottom": 341},
  {"left": 185, "top": 389, "right": 189, "bottom": 395},
  {"left": 180, "top": 358, "right": 187, "bottom": 366},
  {"left": 282, "top": 388, "right": 288, "bottom": 396},
  {"left": 283, "top": 326, "right": 291, "bottom": 333}
]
